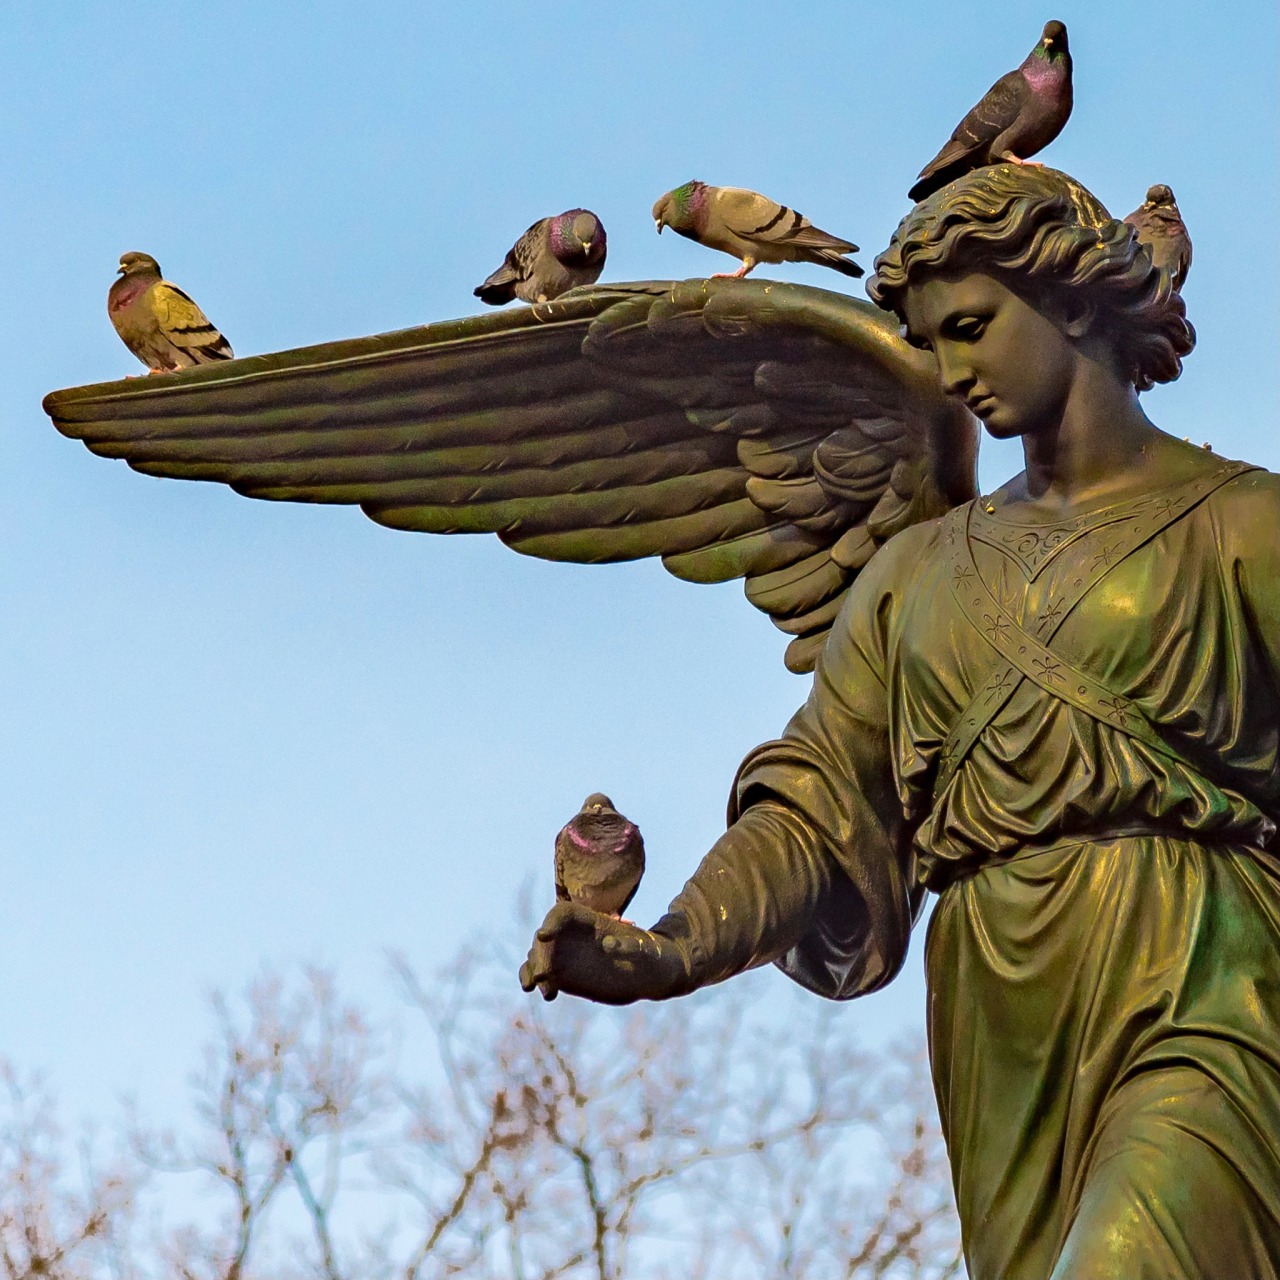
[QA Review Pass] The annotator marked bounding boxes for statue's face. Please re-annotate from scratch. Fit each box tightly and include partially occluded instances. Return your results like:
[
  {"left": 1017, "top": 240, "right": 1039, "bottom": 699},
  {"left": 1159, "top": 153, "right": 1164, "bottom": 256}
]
[{"left": 902, "top": 272, "right": 1081, "bottom": 441}]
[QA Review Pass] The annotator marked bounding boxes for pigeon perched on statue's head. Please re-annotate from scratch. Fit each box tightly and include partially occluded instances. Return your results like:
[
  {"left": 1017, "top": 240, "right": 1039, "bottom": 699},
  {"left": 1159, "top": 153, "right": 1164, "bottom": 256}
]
[
  {"left": 652, "top": 181, "right": 862, "bottom": 280},
  {"left": 1124, "top": 184, "right": 1192, "bottom": 292},
  {"left": 554, "top": 793, "right": 645, "bottom": 919},
  {"left": 474, "top": 208, "right": 607, "bottom": 306},
  {"left": 908, "top": 20, "right": 1073, "bottom": 203},
  {"left": 107, "top": 252, "right": 234, "bottom": 373}
]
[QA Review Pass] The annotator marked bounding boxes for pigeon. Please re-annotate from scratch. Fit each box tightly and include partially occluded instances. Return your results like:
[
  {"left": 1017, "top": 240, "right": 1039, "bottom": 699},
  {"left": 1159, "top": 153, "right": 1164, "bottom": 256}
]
[
  {"left": 474, "top": 209, "right": 607, "bottom": 305},
  {"left": 554, "top": 793, "right": 645, "bottom": 918},
  {"left": 652, "top": 181, "right": 862, "bottom": 279},
  {"left": 107, "top": 252, "right": 234, "bottom": 373},
  {"left": 908, "top": 21, "right": 1072, "bottom": 203},
  {"left": 1124, "top": 184, "right": 1192, "bottom": 292}
]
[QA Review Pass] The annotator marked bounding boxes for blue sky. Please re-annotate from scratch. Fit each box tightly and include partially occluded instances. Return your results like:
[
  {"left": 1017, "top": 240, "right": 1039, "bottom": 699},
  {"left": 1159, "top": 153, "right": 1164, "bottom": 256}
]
[{"left": 1, "top": 2, "right": 1276, "bottom": 1129}]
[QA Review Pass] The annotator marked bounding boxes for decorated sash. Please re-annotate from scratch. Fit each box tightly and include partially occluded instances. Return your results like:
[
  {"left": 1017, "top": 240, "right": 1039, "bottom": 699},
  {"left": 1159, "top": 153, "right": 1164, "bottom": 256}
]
[{"left": 934, "top": 460, "right": 1256, "bottom": 800}]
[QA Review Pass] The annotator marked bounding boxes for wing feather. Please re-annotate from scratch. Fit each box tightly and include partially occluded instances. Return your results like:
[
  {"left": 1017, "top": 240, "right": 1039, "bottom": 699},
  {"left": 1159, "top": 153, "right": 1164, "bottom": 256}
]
[{"left": 45, "top": 279, "right": 977, "bottom": 673}]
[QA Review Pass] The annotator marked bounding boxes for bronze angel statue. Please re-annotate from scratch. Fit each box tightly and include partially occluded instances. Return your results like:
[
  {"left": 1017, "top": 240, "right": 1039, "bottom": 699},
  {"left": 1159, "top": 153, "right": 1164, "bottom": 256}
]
[{"left": 43, "top": 165, "right": 1280, "bottom": 1278}]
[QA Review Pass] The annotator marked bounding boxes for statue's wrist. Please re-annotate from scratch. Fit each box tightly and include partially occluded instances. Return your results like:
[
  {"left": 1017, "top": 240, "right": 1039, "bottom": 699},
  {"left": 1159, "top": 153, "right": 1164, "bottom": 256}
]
[{"left": 648, "top": 912, "right": 704, "bottom": 998}]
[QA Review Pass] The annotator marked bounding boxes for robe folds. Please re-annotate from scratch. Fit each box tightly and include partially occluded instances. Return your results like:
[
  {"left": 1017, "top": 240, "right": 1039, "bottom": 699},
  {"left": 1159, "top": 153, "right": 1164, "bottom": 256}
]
[{"left": 654, "top": 460, "right": 1280, "bottom": 1278}]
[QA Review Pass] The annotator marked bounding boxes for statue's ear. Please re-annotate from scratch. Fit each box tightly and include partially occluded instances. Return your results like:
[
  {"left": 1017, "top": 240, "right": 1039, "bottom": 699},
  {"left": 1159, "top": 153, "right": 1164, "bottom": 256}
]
[{"left": 1057, "top": 294, "right": 1098, "bottom": 340}]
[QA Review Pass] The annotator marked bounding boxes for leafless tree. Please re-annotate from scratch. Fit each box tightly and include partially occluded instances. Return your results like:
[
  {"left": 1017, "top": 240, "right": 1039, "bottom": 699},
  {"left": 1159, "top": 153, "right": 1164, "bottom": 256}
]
[
  {"left": 0, "top": 929, "right": 962, "bottom": 1279},
  {"left": 0, "top": 1063, "right": 135, "bottom": 1280}
]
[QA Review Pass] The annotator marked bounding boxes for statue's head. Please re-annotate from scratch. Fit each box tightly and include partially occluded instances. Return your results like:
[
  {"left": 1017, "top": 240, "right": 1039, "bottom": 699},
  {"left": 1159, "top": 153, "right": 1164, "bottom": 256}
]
[{"left": 868, "top": 165, "right": 1194, "bottom": 402}]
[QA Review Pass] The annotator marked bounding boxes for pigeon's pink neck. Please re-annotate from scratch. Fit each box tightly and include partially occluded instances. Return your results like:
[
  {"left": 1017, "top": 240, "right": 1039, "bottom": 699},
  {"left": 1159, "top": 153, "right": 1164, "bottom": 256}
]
[
  {"left": 567, "top": 826, "right": 629, "bottom": 855},
  {"left": 108, "top": 275, "right": 151, "bottom": 313},
  {"left": 1022, "top": 57, "right": 1065, "bottom": 90}
]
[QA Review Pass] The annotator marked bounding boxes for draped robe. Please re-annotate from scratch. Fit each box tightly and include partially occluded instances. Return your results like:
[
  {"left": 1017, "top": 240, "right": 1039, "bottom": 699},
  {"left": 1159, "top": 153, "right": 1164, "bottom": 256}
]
[{"left": 655, "top": 460, "right": 1280, "bottom": 1278}]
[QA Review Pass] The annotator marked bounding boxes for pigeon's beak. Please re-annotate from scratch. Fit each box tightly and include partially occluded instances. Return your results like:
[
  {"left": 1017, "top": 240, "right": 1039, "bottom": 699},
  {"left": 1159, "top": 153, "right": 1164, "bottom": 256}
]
[{"left": 655, "top": 219, "right": 664, "bottom": 234}]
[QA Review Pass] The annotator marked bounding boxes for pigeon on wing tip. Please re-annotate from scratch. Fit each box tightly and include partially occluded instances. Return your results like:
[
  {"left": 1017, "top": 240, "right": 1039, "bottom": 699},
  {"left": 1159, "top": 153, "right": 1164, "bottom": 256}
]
[
  {"left": 474, "top": 209, "right": 607, "bottom": 306},
  {"left": 1124, "top": 184, "right": 1192, "bottom": 293},
  {"left": 908, "top": 20, "right": 1073, "bottom": 203},
  {"left": 554, "top": 793, "right": 645, "bottom": 919},
  {"left": 107, "top": 252, "right": 234, "bottom": 373},
  {"left": 652, "top": 181, "right": 863, "bottom": 280}
]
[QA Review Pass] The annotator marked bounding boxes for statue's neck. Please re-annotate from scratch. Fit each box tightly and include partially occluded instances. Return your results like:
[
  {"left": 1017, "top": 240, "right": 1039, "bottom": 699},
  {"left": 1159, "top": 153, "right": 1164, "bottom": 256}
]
[{"left": 1019, "top": 360, "right": 1157, "bottom": 511}]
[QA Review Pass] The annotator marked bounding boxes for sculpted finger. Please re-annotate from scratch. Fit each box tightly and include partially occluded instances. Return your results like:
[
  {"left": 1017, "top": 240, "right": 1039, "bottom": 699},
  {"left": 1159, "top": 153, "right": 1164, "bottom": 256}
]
[{"left": 535, "top": 900, "right": 593, "bottom": 942}]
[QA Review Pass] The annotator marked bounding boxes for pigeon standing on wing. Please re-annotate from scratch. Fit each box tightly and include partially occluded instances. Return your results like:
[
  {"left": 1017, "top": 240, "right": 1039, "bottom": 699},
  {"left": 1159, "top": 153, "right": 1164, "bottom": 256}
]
[
  {"left": 1124, "top": 184, "right": 1192, "bottom": 292},
  {"left": 908, "top": 20, "right": 1072, "bottom": 203},
  {"left": 554, "top": 793, "right": 645, "bottom": 918},
  {"left": 474, "top": 209, "right": 607, "bottom": 305},
  {"left": 107, "top": 253, "right": 234, "bottom": 373},
  {"left": 652, "top": 181, "right": 863, "bottom": 279}
]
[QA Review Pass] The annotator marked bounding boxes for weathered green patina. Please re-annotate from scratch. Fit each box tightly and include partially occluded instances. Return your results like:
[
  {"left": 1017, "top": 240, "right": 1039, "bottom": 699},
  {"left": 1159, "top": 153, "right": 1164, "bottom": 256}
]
[{"left": 44, "top": 164, "right": 1280, "bottom": 1275}]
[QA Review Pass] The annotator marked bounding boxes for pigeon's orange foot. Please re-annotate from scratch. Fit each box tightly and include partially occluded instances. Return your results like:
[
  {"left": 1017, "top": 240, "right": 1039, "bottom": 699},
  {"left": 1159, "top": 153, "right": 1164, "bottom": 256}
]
[
  {"left": 1003, "top": 154, "right": 1045, "bottom": 168},
  {"left": 711, "top": 266, "right": 750, "bottom": 279}
]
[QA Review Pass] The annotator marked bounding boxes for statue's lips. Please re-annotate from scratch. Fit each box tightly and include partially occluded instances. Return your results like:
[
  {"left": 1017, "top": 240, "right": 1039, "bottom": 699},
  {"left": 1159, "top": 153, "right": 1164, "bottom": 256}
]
[{"left": 966, "top": 393, "right": 996, "bottom": 417}]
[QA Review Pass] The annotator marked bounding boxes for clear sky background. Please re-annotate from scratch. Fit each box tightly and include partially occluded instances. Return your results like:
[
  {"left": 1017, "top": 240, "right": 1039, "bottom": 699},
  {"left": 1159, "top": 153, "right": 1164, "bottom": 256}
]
[{"left": 1, "top": 2, "right": 1276, "bottom": 1132}]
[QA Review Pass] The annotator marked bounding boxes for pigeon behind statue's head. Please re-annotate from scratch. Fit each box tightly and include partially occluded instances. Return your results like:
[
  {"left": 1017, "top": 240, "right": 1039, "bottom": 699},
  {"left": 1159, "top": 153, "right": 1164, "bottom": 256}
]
[
  {"left": 548, "top": 209, "right": 607, "bottom": 269},
  {"left": 554, "top": 793, "right": 645, "bottom": 919},
  {"left": 1124, "top": 184, "right": 1192, "bottom": 292}
]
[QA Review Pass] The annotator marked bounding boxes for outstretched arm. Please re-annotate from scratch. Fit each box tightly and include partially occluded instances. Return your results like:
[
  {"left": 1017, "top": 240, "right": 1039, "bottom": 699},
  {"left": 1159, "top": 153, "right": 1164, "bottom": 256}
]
[
  {"left": 520, "top": 800, "right": 832, "bottom": 1003},
  {"left": 522, "top": 529, "right": 927, "bottom": 1004}
]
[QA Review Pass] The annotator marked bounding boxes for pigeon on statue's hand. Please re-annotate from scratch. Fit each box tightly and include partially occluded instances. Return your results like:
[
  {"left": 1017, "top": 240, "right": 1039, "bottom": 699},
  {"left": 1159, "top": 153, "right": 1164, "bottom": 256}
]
[
  {"left": 108, "top": 253, "right": 234, "bottom": 373},
  {"left": 474, "top": 209, "right": 607, "bottom": 305},
  {"left": 554, "top": 793, "right": 645, "bottom": 919},
  {"left": 908, "top": 20, "right": 1072, "bottom": 203},
  {"left": 652, "top": 181, "right": 862, "bottom": 280},
  {"left": 1124, "top": 185, "right": 1192, "bottom": 292}
]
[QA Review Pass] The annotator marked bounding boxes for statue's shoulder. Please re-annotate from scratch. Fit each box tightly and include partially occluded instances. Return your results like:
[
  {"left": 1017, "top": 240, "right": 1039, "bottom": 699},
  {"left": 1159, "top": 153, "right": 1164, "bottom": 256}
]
[
  {"left": 1212, "top": 462, "right": 1280, "bottom": 516},
  {"left": 858, "top": 510, "right": 956, "bottom": 594},
  {"left": 1205, "top": 464, "right": 1280, "bottom": 568}
]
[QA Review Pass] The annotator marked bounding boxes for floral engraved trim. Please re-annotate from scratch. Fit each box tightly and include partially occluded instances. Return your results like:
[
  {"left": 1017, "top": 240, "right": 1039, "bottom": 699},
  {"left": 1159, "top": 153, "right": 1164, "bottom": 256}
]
[
  {"left": 982, "top": 614, "right": 1011, "bottom": 645},
  {"left": 1091, "top": 540, "right": 1122, "bottom": 569},
  {"left": 1098, "top": 694, "right": 1132, "bottom": 726},
  {"left": 1036, "top": 599, "right": 1064, "bottom": 631},
  {"left": 985, "top": 668, "right": 1015, "bottom": 704},
  {"left": 1033, "top": 655, "right": 1065, "bottom": 685}
]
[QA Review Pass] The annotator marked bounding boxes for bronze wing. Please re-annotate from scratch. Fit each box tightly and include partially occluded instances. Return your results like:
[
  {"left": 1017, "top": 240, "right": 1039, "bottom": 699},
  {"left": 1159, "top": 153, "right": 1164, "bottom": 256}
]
[{"left": 43, "top": 279, "right": 977, "bottom": 674}]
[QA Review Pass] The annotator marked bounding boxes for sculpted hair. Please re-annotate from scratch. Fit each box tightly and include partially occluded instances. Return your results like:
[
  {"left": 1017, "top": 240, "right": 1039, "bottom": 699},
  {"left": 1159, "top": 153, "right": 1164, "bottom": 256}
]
[{"left": 868, "top": 165, "right": 1194, "bottom": 392}]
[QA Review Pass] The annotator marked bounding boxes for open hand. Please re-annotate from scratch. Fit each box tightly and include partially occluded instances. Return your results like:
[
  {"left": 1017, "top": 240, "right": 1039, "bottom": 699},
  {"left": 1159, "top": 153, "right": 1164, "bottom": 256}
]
[{"left": 519, "top": 901, "right": 688, "bottom": 1005}]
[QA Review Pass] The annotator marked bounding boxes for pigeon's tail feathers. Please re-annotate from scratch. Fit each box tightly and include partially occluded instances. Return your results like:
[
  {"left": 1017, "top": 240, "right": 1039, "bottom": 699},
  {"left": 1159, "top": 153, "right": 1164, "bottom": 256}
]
[
  {"left": 779, "top": 223, "right": 858, "bottom": 255},
  {"left": 190, "top": 332, "right": 235, "bottom": 362},
  {"left": 909, "top": 145, "right": 976, "bottom": 203},
  {"left": 908, "top": 162, "right": 969, "bottom": 204},
  {"left": 474, "top": 261, "right": 520, "bottom": 306},
  {"left": 812, "top": 250, "right": 865, "bottom": 279}
]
